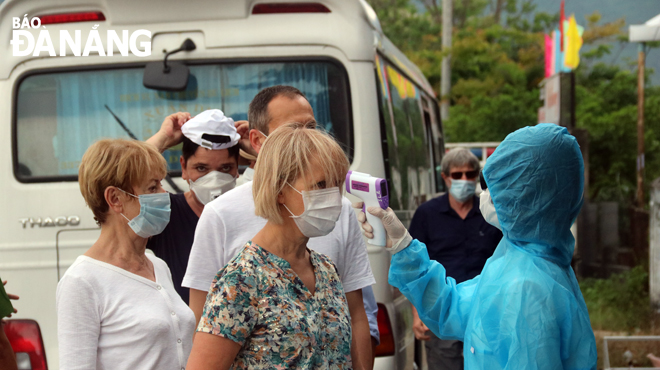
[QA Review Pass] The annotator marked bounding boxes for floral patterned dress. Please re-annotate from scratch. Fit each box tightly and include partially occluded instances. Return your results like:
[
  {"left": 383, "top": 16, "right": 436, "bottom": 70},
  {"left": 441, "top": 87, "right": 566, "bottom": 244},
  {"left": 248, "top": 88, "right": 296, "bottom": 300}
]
[{"left": 197, "top": 241, "right": 353, "bottom": 369}]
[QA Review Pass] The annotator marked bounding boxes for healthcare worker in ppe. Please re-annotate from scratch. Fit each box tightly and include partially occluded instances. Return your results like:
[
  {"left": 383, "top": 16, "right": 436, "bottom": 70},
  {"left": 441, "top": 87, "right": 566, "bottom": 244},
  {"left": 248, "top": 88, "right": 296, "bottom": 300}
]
[
  {"left": 358, "top": 124, "right": 597, "bottom": 369},
  {"left": 146, "top": 109, "right": 241, "bottom": 304}
]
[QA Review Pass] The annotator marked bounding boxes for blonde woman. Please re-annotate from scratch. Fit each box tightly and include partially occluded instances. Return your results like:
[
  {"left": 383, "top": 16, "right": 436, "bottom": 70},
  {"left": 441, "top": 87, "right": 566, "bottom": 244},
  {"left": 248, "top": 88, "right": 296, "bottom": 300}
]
[
  {"left": 56, "top": 139, "right": 196, "bottom": 370},
  {"left": 187, "top": 124, "right": 352, "bottom": 369}
]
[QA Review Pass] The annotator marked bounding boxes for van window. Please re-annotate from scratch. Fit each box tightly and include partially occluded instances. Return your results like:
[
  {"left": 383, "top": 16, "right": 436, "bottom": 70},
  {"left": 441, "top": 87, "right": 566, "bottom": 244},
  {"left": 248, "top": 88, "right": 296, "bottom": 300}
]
[
  {"left": 376, "top": 55, "right": 432, "bottom": 210},
  {"left": 375, "top": 55, "right": 399, "bottom": 209},
  {"left": 423, "top": 97, "right": 445, "bottom": 193},
  {"left": 15, "top": 61, "right": 351, "bottom": 181}
]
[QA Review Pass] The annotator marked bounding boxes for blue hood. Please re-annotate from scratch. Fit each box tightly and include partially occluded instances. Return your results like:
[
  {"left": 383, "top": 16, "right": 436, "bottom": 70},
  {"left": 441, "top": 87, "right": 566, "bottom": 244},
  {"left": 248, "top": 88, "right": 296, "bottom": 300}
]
[
  {"left": 482, "top": 124, "right": 584, "bottom": 266},
  {"left": 389, "top": 125, "right": 596, "bottom": 370}
]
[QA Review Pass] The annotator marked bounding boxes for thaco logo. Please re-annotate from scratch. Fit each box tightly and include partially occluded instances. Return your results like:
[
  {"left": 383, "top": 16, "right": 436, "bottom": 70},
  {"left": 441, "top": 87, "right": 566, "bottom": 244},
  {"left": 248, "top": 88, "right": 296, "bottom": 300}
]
[{"left": 10, "top": 14, "right": 152, "bottom": 57}]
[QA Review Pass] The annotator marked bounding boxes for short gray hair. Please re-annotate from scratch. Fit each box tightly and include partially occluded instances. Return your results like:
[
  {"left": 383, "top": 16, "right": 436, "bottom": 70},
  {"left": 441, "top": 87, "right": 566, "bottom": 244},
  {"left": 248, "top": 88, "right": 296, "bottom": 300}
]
[{"left": 441, "top": 148, "right": 480, "bottom": 176}]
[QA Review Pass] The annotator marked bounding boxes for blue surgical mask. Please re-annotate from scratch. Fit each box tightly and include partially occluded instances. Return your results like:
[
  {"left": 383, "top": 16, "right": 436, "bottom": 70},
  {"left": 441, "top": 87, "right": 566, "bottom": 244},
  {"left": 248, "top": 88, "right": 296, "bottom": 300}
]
[
  {"left": 119, "top": 189, "right": 171, "bottom": 238},
  {"left": 449, "top": 179, "right": 476, "bottom": 203}
]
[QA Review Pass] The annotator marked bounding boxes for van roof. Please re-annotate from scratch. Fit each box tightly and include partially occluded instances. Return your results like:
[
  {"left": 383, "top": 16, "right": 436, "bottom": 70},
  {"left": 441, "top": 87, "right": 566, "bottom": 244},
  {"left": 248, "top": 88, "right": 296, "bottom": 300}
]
[{"left": 0, "top": 0, "right": 434, "bottom": 96}]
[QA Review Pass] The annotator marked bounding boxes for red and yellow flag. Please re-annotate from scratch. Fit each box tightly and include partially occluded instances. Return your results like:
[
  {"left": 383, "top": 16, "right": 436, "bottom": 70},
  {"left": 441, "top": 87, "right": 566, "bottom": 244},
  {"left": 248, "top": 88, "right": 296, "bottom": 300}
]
[{"left": 564, "top": 15, "right": 583, "bottom": 69}]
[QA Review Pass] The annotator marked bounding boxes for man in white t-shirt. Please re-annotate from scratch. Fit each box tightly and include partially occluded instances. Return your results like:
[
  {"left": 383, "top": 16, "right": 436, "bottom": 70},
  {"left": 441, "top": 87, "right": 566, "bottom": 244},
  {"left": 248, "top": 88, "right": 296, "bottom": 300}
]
[{"left": 183, "top": 85, "right": 377, "bottom": 370}]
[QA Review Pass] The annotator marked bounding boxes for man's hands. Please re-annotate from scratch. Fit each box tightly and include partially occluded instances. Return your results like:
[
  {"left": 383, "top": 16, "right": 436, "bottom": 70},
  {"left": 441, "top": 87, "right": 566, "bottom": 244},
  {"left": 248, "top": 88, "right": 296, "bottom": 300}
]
[
  {"left": 413, "top": 319, "right": 431, "bottom": 341},
  {"left": 352, "top": 202, "right": 413, "bottom": 253},
  {"left": 147, "top": 112, "right": 191, "bottom": 153},
  {"left": 234, "top": 120, "right": 257, "bottom": 157},
  {"left": 412, "top": 307, "right": 431, "bottom": 341}
]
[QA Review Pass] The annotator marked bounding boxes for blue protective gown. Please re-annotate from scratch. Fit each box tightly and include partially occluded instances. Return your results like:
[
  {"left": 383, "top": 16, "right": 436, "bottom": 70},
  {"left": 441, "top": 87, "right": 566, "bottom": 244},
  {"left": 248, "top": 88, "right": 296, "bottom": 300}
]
[{"left": 390, "top": 124, "right": 597, "bottom": 370}]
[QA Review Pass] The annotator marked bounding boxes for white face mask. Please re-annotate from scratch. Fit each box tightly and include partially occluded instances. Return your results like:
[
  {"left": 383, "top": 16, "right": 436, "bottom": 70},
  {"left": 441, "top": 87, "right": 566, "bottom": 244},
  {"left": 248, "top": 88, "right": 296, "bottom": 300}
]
[
  {"left": 282, "top": 183, "right": 343, "bottom": 238},
  {"left": 189, "top": 171, "right": 236, "bottom": 205},
  {"left": 479, "top": 189, "right": 501, "bottom": 231}
]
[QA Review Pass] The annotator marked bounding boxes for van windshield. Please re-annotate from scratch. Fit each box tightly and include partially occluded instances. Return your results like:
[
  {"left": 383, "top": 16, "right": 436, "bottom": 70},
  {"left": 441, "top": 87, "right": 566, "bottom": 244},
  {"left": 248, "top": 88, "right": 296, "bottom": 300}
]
[{"left": 15, "top": 61, "right": 351, "bottom": 181}]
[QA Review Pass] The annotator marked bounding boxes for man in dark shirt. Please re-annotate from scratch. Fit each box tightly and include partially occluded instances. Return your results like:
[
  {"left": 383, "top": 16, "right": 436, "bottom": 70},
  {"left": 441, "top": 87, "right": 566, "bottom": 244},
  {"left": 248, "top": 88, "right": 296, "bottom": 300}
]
[
  {"left": 146, "top": 109, "right": 240, "bottom": 304},
  {"left": 408, "top": 148, "right": 502, "bottom": 370}
]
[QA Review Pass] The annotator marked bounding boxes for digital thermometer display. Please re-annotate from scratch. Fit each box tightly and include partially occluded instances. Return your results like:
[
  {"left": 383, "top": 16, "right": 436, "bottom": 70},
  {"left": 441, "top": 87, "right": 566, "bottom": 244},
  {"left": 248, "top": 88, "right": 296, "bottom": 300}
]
[{"left": 351, "top": 181, "right": 370, "bottom": 192}]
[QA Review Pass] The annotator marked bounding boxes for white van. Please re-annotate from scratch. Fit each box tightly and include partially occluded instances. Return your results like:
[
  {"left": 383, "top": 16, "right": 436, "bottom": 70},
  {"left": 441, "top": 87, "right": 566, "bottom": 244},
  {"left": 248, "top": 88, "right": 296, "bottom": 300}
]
[{"left": 0, "top": 0, "right": 445, "bottom": 369}]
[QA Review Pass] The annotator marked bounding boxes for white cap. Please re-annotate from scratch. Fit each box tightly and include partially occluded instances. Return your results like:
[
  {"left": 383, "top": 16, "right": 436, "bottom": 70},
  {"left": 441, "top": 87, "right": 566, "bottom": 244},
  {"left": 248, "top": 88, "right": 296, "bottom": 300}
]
[{"left": 181, "top": 109, "right": 240, "bottom": 150}]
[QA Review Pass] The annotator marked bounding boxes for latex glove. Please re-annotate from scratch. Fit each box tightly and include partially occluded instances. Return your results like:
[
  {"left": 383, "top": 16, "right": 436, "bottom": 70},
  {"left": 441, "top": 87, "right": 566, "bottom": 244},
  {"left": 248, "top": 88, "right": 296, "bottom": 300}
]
[{"left": 352, "top": 202, "right": 413, "bottom": 254}]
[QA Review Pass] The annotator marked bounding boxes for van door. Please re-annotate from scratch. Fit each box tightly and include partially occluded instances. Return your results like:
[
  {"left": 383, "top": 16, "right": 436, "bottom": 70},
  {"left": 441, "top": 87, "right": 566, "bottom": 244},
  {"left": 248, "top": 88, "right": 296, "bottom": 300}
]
[{"left": 378, "top": 59, "right": 433, "bottom": 217}]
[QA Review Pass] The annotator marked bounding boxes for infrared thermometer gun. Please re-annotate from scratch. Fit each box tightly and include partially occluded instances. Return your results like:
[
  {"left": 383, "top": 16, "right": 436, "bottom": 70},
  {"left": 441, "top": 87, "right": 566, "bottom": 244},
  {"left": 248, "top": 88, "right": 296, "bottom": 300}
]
[{"left": 346, "top": 171, "right": 389, "bottom": 246}]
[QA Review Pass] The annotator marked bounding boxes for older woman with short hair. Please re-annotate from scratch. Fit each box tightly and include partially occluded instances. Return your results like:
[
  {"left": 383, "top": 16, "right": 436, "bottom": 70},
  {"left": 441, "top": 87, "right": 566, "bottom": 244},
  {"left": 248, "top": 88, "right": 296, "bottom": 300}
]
[
  {"left": 57, "top": 139, "right": 196, "bottom": 370},
  {"left": 187, "top": 123, "right": 352, "bottom": 369}
]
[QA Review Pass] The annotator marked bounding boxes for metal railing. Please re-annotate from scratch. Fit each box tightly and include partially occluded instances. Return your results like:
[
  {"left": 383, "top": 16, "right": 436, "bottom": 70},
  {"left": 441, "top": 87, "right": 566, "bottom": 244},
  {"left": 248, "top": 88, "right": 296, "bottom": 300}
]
[{"left": 603, "top": 336, "right": 660, "bottom": 369}]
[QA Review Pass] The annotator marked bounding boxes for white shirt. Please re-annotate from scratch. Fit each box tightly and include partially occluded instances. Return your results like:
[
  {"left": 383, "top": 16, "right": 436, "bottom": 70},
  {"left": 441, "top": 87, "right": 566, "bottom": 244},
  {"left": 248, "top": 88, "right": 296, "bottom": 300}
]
[
  {"left": 235, "top": 167, "right": 254, "bottom": 187},
  {"left": 183, "top": 181, "right": 375, "bottom": 294},
  {"left": 57, "top": 254, "right": 196, "bottom": 370}
]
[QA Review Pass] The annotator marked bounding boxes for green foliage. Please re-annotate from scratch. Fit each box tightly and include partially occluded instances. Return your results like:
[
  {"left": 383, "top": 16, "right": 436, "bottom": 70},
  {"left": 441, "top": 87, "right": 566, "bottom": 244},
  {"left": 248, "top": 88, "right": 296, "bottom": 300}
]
[
  {"left": 367, "top": 0, "right": 660, "bottom": 206},
  {"left": 569, "top": 14, "right": 660, "bottom": 204},
  {"left": 448, "top": 86, "right": 539, "bottom": 141},
  {"left": 579, "top": 266, "right": 652, "bottom": 331},
  {"left": 444, "top": 23, "right": 545, "bottom": 141},
  {"left": 368, "top": 0, "right": 550, "bottom": 142},
  {"left": 369, "top": 0, "right": 660, "bottom": 339},
  {"left": 582, "top": 44, "right": 612, "bottom": 60},
  {"left": 575, "top": 62, "right": 660, "bottom": 203},
  {"left": 582, "top": 12, "right": 625, "bottom": 44}
]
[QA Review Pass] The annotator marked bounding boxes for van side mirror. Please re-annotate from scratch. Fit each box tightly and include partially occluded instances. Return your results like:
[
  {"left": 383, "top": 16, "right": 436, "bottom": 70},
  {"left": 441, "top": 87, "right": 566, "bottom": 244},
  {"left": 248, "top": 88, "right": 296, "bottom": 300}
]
[{"left": 143, "top": 38, "right": 196, "bottom": 91}]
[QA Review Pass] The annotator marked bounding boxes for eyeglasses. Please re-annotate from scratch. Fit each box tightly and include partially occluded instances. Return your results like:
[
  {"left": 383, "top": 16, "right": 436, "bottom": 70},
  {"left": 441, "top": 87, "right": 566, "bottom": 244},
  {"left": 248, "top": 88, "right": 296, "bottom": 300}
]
[{"left": 449, "top": 170, "right": 478, "bottom": 180}]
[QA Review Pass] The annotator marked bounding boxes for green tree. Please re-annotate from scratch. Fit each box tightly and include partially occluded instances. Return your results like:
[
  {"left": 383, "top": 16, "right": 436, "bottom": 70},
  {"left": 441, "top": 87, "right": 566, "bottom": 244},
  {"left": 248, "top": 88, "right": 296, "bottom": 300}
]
[
  {"left": 368, "top": 0, "right": 552, "bottom": 142},
  {"left": 572, "top": 13, "right": 660, "bottom": 204},
  {"left": 576, "top": 63, "right": 660, "bottom": 203},
  {"left": 368, "top": 0, "right": 660, "bottom": 206}
]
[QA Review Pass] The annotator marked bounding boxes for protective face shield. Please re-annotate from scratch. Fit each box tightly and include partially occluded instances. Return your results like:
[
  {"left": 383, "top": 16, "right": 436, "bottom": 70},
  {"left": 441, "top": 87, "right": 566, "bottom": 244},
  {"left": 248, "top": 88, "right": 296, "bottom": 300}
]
[
  {"left": 282, "top": 184, "right": 343, "bottom": 238},
  {"left": 479, "top": 189, "right": 501, "bottom": 231},
  {"left": 449, "top": 179, "right": 476, "bottom": 203},
  {"left": 189, "top": 171, "right": 237, "bottom": 205},
  {"left": 118, "top": 189, "right": 171, "bottom": 238}
]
